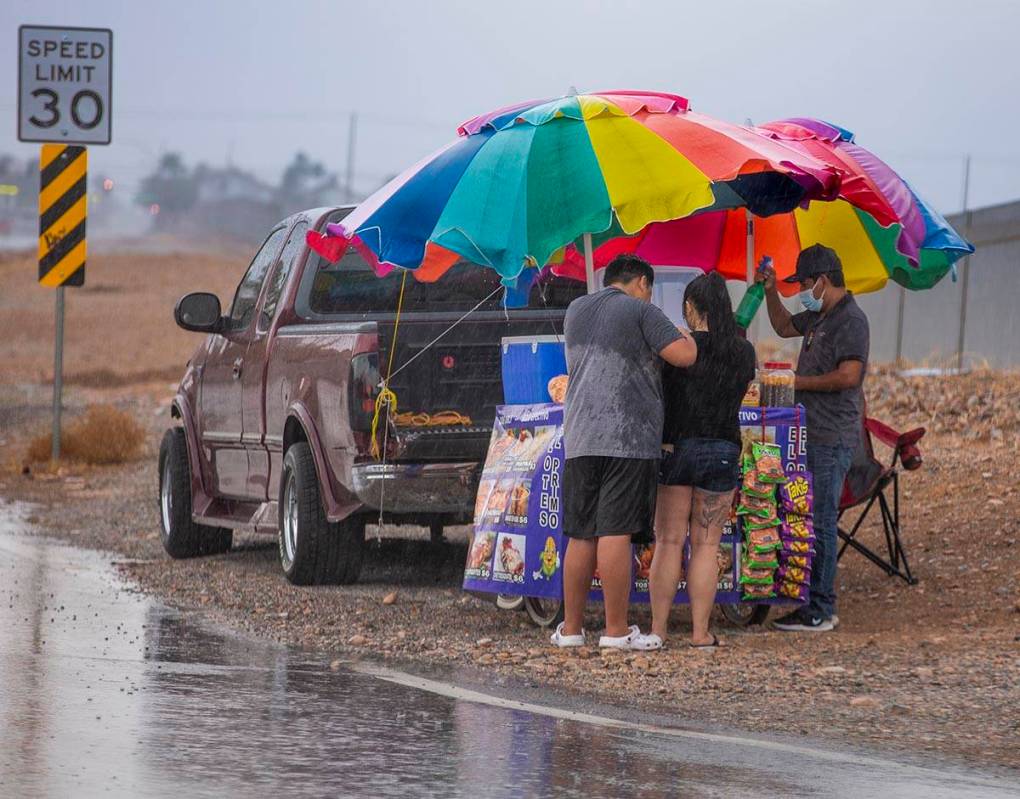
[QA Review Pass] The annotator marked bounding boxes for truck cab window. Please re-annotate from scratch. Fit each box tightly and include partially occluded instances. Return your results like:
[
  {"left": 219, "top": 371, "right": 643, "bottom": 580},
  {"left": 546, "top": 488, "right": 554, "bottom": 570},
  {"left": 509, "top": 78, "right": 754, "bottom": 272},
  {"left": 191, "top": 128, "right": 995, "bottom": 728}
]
[
  {"left": 260, "top": 222, "right": 308, "bottom": 331},
  {"left": 228, "top": 227, "right": 288, "bottom": 330},
  {"left": 305, "top": 247, "right": 585, "bottom": 317}
]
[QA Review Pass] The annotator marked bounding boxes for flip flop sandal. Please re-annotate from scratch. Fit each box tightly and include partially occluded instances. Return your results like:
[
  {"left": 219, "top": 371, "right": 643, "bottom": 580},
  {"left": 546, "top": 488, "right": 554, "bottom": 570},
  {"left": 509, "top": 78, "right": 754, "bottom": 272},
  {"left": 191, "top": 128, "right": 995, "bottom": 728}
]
[
  {"left": 689, "top": 634, "right": 723, "bottom": 649},
  {"left": 598, "top": 624, "right": 642, "bottom": 649},
  {"left": 550, "top": 622, "right": 586, "bottom": 648}
]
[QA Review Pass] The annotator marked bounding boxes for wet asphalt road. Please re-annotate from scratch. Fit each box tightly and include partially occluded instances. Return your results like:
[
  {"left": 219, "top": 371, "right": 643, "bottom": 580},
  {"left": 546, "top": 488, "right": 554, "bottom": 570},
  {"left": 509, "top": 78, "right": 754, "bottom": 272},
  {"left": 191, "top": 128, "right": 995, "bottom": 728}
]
[{"left": 1, "top": 500, "right": 1017, "bottom": 799}]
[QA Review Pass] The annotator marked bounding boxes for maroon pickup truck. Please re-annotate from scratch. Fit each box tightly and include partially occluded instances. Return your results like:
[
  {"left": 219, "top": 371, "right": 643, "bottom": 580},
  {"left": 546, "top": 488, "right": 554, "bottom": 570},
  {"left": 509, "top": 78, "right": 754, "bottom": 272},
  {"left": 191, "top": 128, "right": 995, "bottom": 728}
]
[{"left": 159, "top": 206, "right": 583, "bottom": 585}]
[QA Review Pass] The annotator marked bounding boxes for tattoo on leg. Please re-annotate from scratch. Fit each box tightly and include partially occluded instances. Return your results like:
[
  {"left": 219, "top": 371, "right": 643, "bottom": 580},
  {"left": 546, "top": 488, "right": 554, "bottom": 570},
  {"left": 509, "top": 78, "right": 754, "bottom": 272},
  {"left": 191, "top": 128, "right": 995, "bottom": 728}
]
[{"left": 697, "top": 492, "right": 730, "bottom": 529}]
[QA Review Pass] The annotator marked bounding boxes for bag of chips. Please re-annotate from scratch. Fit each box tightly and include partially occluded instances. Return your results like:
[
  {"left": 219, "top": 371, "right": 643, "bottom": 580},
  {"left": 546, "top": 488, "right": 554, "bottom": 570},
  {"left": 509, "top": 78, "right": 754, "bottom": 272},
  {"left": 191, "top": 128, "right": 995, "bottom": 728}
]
[
  {"left": 781, "top": 513, "right": 815, "bottom": 540},
  {"left": 781, "top": 539, "right": 816, "bottom": 555},
  {"left": 778, "top": 472, "right": 814, "bottom": 516},
  {"left": 752, "top": 441, "right": 787, "bottom": 484},
  {"left": 736, "top": 492, "right": 778, "bottom": 520},
  {"left": 742, "top": 583, "right": 776, "bottom": 600},
  {"left": 744, "top": 552, "right": 779, "bottom": 570},
  {"left": 739, "top": 562, "right": 775, "bottom": 585},
  {"left": 741, "top": 469, "right": 774, "bottom": 499},
  {"left": 746, "top": 526, "right": 781, "bottom": 552},
  {"left": 777, "top": 581, "right": 809, "bottom": 601},
  {"left": 779, "top": 553, "right": 811, "bottom": 569},
  {"left": 777, "top": 564, "right": 811, "bottom": 585},
  {"left": 745, "top": 515, "right": 782, "bottom": 532}
]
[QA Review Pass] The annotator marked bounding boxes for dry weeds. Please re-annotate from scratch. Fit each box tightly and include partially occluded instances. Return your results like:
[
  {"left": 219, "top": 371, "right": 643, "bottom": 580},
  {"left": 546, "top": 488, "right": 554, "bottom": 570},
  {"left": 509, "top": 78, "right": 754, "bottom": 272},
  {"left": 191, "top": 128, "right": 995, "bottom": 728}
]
[{"left": 25, "top": 404, "right": 145, "bottom": 465}]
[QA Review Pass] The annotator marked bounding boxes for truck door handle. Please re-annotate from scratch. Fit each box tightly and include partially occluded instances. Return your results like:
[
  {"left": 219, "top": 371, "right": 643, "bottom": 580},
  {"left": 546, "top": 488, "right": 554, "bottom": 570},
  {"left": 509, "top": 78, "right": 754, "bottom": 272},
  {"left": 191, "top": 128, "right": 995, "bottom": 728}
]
[{"left": 232, "top": 358, "right": 243, "bottom": 379}]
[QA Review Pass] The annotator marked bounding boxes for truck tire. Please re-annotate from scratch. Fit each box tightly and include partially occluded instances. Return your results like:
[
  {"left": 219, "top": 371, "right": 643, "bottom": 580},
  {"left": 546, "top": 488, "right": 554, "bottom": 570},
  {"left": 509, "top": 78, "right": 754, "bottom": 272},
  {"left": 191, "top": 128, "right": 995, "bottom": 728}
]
[
  {"left": 719, "top": 602, "right": 770, "bottom": 627},
  {"left": 158, "top": 428, "right": 232, "bottom": 558},
  {"left": 279, "top": 442, "right": 365, "bottom": 585}
]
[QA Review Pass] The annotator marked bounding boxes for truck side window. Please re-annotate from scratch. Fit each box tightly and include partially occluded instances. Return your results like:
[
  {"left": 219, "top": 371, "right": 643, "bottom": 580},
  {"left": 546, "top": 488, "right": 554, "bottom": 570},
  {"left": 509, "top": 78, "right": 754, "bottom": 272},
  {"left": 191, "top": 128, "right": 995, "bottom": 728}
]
[
  {"left": 228, "top": 227, "right": 288, "bottom": 330},
  {"left": 259, "top": 221, "right": 308, "bottom": 331}
]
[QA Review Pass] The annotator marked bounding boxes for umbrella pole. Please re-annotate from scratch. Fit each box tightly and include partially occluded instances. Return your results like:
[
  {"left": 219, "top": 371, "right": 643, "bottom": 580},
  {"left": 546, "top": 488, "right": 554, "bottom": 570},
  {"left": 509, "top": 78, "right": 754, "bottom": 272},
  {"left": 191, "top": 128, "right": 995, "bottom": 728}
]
[
  {"left": 745, "top": 210, "right": 756, "bottom": 343},
  {"left": 583, "top": 232, "right": 597, "bottom": 294}
]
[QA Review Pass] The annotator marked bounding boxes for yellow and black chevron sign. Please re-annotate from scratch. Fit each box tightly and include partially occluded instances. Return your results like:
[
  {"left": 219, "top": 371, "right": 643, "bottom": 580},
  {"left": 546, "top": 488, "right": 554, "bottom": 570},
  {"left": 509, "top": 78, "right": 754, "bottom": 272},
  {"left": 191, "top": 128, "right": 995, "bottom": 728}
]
[{"left": 38, "top": 144, "right": 87, "bottom": 287}]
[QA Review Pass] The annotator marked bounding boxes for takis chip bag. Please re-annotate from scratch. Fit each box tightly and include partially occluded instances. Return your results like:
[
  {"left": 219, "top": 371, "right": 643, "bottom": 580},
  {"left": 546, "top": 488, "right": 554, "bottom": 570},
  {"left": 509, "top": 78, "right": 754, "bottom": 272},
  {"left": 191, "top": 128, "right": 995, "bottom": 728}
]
[
  {"left": 746, "top": 526, "right": 781, "bottom": 552},
  {"left": 781, "top": 539, "right": 816, "bottom": 555},
  {"left": 752, "top": 441, "right": 787, "bottom": 484},
  {"left": 779, "top": 472, "right": 813, "bottom": 516},
  {"left": 781, "top": 513, "right": 815, "bottom": 540},
  {"left": 778, "top": 581, "right": 809, "bottom": 601},
  {"left": 777, "top": 565, "right": 811, "bottom": 585},
  {"left": 779, "top": 553, "right": 811, "bottom": 569}
]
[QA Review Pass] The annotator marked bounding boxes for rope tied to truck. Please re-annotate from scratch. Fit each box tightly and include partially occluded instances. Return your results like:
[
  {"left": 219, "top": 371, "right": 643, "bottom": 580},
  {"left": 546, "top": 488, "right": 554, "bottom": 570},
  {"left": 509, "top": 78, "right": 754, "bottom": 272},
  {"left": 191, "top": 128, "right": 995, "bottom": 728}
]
[{"left": 369, "top": 280, "right": 504, "bottom": 459}]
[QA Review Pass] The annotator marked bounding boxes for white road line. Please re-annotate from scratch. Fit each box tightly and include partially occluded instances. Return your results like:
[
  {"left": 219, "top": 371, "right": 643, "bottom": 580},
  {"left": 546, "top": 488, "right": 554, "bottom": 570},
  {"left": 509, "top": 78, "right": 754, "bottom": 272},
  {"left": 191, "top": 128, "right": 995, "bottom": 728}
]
[{"left": 352, "top": 661, "right": 1014, "bottom": 789}]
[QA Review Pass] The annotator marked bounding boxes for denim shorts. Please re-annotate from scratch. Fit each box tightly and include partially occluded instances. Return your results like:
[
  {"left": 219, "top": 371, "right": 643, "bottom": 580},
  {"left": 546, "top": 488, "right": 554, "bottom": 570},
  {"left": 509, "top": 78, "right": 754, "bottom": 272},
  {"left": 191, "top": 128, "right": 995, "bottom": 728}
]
[{"left": 659, "top": 438, "right": 741, "bottom": 492}]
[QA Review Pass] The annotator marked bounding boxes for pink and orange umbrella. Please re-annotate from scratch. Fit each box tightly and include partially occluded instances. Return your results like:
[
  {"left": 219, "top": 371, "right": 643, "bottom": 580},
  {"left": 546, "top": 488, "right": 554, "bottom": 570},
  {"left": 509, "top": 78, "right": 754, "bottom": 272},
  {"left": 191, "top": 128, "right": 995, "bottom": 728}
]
[{"left": 554, "top": 118, "right": 973, "bottom": 295}]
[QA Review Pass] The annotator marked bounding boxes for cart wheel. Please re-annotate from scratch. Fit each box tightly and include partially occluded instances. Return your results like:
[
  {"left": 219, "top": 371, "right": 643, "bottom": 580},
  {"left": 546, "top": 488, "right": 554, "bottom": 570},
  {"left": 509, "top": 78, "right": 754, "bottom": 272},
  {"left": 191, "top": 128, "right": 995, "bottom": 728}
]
[
  {"left": 496, "top": 594, "right": 525, "bottom": 611},
  {"left": 719, "top": 603, "right": 770, "bottom": 627},
  {"left": 523, "top": 596, "right": 565, "bottom": 629}
]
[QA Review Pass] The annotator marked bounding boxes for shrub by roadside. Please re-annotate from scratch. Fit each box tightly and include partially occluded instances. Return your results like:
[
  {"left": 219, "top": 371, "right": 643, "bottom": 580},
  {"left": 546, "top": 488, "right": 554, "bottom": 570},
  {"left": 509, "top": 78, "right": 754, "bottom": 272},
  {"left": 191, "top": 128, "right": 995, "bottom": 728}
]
[{"left": 25, "top": 404, "right": 145, "bottom": 466}]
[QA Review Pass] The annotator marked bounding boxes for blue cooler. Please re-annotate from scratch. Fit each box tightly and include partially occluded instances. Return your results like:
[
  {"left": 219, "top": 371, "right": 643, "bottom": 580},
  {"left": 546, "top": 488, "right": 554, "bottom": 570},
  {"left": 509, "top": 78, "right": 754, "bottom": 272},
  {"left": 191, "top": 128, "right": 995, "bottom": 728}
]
[{"left": 501, "top": 335, "right": 567, "bottom": 404}]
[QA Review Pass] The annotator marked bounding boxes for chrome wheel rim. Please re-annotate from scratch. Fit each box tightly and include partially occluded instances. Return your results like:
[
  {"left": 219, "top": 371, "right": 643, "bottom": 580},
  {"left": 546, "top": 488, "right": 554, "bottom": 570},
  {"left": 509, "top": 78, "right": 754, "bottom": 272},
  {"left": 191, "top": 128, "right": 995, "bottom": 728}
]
[
  {"left": 160, "top": 459, "right": 173, "bottom": 534},
  {"left": 282, "top": 472, "right": 298, "bottom": 567}
]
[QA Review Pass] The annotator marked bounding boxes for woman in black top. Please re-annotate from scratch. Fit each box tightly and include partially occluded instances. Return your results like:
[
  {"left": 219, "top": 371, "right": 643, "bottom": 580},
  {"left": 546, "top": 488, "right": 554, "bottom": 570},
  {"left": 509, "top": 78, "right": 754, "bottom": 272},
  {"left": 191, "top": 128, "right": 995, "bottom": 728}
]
[{"left": 645, "top": 272, "right": 756, "bottom": 649}]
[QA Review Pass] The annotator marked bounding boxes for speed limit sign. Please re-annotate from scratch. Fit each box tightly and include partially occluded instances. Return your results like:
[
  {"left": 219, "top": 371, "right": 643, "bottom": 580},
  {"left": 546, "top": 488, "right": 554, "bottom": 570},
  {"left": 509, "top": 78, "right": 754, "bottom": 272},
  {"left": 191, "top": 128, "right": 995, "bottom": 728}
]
[{"left": 18, "top": 25, "right": 112, "bottom": 145}]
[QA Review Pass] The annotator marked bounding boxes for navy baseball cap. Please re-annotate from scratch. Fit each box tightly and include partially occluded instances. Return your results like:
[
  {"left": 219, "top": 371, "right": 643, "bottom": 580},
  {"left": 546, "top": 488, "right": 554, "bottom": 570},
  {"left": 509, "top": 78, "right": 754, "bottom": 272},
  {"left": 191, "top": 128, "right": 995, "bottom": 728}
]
[{"left": 783, "top": 243, "right": 843, "bottom": 284}]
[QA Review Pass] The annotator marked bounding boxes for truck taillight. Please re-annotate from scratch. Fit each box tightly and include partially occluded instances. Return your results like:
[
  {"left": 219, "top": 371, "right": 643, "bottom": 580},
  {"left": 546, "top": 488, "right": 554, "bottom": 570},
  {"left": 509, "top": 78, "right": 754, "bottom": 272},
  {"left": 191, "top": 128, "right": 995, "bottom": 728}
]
[{"left": 348, "top": 352, "right": 380, "bottom": 432}]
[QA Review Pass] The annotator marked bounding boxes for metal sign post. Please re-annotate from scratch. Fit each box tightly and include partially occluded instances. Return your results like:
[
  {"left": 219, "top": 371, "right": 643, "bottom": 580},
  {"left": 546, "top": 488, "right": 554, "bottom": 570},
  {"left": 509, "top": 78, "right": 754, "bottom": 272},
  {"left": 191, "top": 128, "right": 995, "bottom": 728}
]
[
  {"left": 52, "top": 287, "right": 65, "bottom": 459},
  {"left": 20, "top": 25, "right": 112, "bottom": 459}
]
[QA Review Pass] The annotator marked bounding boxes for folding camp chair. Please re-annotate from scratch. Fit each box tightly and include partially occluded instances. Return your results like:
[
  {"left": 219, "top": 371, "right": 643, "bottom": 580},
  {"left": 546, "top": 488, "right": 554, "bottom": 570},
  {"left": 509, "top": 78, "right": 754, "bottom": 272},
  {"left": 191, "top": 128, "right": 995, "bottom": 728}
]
[{"left": 836, "top": 417, "right": 925, "bottom": 585}]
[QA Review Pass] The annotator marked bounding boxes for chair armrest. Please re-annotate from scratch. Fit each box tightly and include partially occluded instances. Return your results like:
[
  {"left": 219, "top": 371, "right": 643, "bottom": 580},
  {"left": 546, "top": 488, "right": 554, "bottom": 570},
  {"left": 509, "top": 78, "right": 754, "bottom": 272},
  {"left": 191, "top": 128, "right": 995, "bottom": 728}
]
[{"left": 864, "top": 417, "right": 901, "bottom": 449}]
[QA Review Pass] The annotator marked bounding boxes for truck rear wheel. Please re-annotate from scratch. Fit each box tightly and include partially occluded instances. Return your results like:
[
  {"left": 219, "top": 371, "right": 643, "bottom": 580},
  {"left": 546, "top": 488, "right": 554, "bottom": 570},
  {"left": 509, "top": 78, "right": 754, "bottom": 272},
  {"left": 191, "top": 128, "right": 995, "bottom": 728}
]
[
  {"left": 158, "top": 428, "right": 232, "bottom": 558},
  {"left": 279, "top": 442, "right": 365, "bottom": 585}
]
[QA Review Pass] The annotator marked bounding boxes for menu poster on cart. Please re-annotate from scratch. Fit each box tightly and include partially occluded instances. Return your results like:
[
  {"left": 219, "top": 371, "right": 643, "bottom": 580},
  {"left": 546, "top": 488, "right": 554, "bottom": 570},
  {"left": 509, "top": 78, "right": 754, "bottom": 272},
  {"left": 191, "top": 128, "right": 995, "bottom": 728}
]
[
  {"left": 463, "top": 404, "right": 808, "bottom": 605},
  {"left": 463, "top": 404, "right": 565, "bottom": 598}
]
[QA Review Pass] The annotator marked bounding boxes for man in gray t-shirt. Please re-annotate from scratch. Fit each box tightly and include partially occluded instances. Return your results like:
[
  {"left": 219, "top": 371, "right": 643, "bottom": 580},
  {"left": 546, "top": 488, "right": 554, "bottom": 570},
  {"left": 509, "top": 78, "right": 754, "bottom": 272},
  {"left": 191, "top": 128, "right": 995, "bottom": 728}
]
[
  {"left": 552, "top": 255, "right": 697, "bottom": 650},
  {"left": 758, "top": 243, "right": 870, "bottom": 634}
]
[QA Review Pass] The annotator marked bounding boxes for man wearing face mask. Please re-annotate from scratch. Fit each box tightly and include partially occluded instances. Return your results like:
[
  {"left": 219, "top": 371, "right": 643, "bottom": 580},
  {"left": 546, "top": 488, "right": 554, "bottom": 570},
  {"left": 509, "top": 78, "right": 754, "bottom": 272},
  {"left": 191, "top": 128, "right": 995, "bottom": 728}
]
[{"left": 756, "top": 243, "right": 870, "bottom": 632}]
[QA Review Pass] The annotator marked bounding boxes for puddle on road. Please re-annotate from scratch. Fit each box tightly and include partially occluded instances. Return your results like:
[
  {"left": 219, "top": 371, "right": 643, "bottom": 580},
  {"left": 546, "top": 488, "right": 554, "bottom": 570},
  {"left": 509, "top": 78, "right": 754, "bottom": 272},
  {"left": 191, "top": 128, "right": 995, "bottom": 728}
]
[{"left": 0, "top": 500, "right": 1016, "bottom": 798}]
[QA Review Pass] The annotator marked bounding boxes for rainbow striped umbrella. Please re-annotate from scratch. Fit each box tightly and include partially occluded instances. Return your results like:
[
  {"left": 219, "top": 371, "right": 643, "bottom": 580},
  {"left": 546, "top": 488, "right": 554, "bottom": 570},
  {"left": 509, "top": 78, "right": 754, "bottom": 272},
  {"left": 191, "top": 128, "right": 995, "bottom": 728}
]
[
  {"left": 555, "top": 118, "right": 974, "bottom": 295},
  {"left": 310, "top": 91, "right": 842, "bottom": 284}
]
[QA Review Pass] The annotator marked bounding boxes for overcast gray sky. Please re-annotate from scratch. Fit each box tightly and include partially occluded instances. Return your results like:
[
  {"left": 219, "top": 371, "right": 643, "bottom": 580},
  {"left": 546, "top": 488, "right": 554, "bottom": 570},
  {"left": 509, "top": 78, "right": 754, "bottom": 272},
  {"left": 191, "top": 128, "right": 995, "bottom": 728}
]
[{"left": 5, "top": 0, "right": 1019, "bottom": 215}]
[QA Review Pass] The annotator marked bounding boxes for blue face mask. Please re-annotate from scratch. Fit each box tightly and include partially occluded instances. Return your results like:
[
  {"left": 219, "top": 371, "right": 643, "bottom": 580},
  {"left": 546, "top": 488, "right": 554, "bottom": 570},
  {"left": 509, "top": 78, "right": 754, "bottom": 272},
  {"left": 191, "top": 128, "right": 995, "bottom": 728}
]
[{"left": 799, "top": 281, "right": 825, "bottom": 312}]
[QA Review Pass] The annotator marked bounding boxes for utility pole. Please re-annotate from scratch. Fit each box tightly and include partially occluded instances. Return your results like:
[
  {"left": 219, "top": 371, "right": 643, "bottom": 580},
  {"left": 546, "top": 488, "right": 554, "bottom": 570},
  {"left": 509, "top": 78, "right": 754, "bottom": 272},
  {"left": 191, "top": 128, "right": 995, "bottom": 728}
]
[
  {"left": 345, "top": 112, "right": 358, "bottom": 203},
  {"left": 955, "top": 154, "right": 972, "bottom": 374}
]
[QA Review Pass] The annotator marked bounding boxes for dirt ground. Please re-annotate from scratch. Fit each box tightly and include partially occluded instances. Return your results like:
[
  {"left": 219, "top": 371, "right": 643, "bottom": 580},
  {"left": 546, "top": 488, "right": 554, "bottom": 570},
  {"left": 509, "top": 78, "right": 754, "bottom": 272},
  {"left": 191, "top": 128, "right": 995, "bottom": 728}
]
[{"left": 1, "top": 246, "right": 1018, "bottom": 773}]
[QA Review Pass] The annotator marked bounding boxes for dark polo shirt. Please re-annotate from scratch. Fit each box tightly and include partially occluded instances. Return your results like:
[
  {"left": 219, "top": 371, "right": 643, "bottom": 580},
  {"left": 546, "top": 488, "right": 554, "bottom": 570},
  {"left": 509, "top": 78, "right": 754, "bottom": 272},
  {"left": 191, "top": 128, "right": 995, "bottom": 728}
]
[{"left": 791, "top": 293, "right": 870, "bottom": 448}]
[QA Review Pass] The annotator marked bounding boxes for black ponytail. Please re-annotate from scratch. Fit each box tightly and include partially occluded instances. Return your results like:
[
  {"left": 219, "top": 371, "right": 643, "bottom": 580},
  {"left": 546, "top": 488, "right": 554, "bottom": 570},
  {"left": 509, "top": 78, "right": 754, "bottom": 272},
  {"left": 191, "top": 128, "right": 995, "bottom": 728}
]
[{"left": 683, "top": 271, "right": 744, "bottom": 364}]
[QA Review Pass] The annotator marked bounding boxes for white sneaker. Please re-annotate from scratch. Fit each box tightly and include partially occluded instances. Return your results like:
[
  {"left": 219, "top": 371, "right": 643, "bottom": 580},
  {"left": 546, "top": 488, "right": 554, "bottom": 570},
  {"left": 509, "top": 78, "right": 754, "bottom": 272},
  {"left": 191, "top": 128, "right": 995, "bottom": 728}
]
[
  {"left": 599, "top": 624, "right": 642, "bottom": 649},
  {"left": 550, "top": 622, "right": 585, "bottom": 648},
  {"left": 831, "top": 614, "right": 840, "bottom": 629}
]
